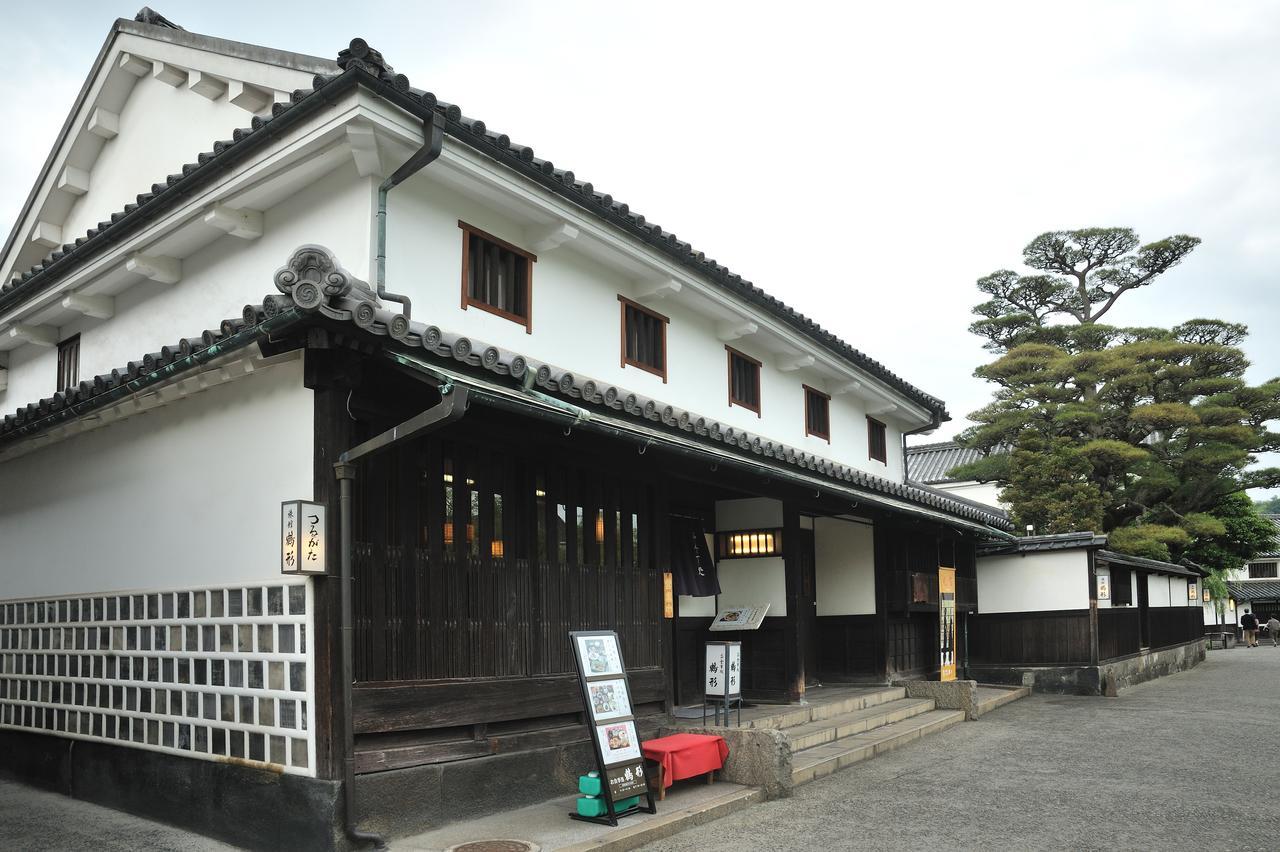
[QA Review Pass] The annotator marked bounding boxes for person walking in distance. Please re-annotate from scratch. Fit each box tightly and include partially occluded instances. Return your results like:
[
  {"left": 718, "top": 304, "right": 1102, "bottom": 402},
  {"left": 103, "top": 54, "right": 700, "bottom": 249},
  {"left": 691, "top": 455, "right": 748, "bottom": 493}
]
[
  {"left": 1241, "top": 609, "right": 1259, "bottom": 648},
  {"left": 1268, "top": 615, "right": 1280, "bottom": 648}
]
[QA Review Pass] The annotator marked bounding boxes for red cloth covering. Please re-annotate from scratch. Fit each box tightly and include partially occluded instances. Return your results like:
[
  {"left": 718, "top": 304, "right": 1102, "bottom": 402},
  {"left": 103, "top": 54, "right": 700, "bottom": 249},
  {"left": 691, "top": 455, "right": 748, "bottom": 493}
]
[{"left": 641, "top": 733, "right": 729, "bottom": 789}]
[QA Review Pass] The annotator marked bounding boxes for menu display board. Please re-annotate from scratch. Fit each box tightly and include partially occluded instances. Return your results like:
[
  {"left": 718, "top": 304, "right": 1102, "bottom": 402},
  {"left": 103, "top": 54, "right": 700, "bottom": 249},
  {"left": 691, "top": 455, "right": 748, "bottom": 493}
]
[
  {"left": 709, "top": 603, "right": 770, "bottom": 631},
  {"left": 569, "top": 630, "right": 657, "bottom": 826}
]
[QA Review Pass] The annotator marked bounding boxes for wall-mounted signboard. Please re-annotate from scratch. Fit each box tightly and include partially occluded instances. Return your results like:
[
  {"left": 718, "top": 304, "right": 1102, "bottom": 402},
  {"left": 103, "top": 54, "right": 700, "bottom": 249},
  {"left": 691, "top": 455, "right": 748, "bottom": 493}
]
[
  {"left": 1097, "top": 570, "right": 1111, "bottom": 601},
  {"left": 569, "top": 631, "right": 657, "bottom": 826},
  {"left": 939, "top": 568, "right": 956, "bottom": 682},
  {"left": 709, "top": 603, "right": 770, "bottom": 632}
]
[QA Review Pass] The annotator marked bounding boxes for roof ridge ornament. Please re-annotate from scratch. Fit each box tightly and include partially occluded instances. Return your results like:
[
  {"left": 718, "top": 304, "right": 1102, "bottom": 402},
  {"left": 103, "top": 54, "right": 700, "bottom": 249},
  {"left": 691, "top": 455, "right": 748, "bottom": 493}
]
[
  {"left": 274, "top": 245, "right": 374, "bottom": 311},
  {"left": 134, "top": 7, "right": 184, "bottom": 29},
  {"left": 337, "top": 38, "right": 396, "bottom": 79}
]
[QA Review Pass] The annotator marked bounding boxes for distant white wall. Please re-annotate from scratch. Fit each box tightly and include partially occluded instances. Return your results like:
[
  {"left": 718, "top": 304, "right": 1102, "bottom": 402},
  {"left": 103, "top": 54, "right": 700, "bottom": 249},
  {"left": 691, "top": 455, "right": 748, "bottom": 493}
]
[
  {"left": 813, "top": 516, "right": 875, "bottom": 616},
  {"left": 976, "top": 550, "right": 1089, "bottom": 613},
  {"left": 0, "top": 358, "right": 312, "bottom": 598},
  {"left": 714, "top": 498, "right": 786, "bottom": 616},
  {"left": 929, "top": 479, "right": 1003, "bottom": 510}
]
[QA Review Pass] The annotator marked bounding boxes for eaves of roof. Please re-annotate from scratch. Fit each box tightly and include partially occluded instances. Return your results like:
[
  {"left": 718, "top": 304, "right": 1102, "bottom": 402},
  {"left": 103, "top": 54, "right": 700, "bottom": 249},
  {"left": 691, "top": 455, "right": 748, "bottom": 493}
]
[
  {"left": 977, "top": 531, "right": 1107, "bottom": 557},
  {"left": 1227, "top": 580, "right": 1280, "bottom": 601},
  {"left": 1, "top": 33, "right": 947, "bottom": 422},
  {"left": 0, "top": 247, "right": 1005, "bottom": 535},
  {"left": 1096, "top": 549, "right": 1200, "bottom": 578}
]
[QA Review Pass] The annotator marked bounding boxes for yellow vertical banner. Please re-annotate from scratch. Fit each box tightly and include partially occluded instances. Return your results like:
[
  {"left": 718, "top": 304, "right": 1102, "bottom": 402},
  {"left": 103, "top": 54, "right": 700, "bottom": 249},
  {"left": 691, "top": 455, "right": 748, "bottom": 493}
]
[{"left": 939, "top": 567, "right": 957, "bottom": 682}]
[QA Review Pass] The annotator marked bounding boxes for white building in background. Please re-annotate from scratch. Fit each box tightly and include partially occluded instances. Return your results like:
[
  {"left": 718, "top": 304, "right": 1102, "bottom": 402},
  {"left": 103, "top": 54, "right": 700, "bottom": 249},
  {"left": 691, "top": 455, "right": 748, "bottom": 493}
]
[
  {"left": 906, "top": 440, "right": 1005, "bottom": 510},
  {"left": 1209, "top": 514, "right": 1280, "bottom": 629}
]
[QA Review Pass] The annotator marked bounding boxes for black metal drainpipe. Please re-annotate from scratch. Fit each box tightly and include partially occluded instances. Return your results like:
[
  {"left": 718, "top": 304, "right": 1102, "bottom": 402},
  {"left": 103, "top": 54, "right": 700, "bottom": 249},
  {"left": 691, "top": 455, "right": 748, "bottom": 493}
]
[
  {"left": 334, "top": 385, "right": 470, "bottom": 849},
  {"left": 375, "top": 111, "right": 446, "bottom": 319}
]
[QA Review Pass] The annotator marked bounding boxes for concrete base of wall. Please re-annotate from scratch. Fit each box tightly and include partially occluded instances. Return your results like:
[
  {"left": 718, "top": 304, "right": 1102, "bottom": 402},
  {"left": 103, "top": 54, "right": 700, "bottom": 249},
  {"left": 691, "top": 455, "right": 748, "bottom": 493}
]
[
  {"left": 0, "top": 729, "right": 341, "bottom": 851},
  {"left": 353, "top": 740, "right": 596, "bottom": 839},
  {"left": 893, "top": 679, "right": 978, "bottom": 720},
  {"left": 969, "top": 639, "right": 1207, "bottom": 696}
]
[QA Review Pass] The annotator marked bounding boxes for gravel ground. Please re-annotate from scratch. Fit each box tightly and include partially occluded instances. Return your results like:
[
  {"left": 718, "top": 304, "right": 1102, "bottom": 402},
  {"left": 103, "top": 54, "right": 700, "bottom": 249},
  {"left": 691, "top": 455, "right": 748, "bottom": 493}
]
[
  {"left": 641, "top": 647, "right": 1280, "bottom": 852},
  {"left": 0, "top": 779, "right": 237, "bottom": 852}
]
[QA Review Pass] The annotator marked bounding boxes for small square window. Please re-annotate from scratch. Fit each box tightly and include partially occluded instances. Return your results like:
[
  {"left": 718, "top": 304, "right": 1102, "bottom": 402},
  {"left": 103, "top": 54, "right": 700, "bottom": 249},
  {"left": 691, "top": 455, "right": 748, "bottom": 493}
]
[
  {"left": 726, "top": 346, "right": 761, "bottom": 415},
  {"left": 804, "top": 385, "right": 830, "bottom": 441},
  {"left": 867, "top": 416, "right": 887, "bottom": 463},
  {"left": 56, "top": 334, "right": 80, "bottom": 392},
  {"left": 459, "top": 221, "right": 536, "bottom": 332},
  {"left": 619, "top": 296, "right": 668, "bottom": 381}
]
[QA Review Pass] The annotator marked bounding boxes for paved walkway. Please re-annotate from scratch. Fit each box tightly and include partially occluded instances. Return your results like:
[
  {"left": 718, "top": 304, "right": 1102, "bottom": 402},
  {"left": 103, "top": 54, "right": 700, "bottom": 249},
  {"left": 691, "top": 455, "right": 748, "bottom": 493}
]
[
  {"left": 642, "top": 647, "right": 1280, "bottom": 852},
  {"left": 0, "top": 779, "right": 235, "bottom": 851}
]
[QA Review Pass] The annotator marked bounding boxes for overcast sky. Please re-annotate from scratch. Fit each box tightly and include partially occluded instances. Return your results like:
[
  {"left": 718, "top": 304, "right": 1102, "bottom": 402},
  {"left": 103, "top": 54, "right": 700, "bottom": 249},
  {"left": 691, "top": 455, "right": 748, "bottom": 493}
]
[{"left": 2, "top": 1, "right": 1277, "bottom": 494}]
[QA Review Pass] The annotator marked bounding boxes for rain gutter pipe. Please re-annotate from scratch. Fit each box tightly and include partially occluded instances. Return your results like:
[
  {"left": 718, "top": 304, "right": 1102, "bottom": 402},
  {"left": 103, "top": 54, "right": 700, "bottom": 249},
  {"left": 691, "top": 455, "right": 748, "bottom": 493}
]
[
  {"left": 333, "top": 384, "right": 469, "bottom": 851},
  {"left": 374, "top": 111, "right": 446, "bottom": 320}
]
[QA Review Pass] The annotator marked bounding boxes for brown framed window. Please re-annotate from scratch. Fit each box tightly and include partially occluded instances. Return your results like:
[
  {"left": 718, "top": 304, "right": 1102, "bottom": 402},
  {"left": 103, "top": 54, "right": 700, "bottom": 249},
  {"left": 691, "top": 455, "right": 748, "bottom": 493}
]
[
  {"left": 804, "top": 385, "right": 830, "bottom": 441},
  {"left": 459, "top": 221, "right": 536, "bottom": 332},
  {"left": 1249, "top": 562, "right": 1278, "bottom": 579},
  {"left": 56, "top": 334, "right": 80, "bottom": 391},
  {"left": 619, "top": 296, "right": 668, "bottom": 381},
  {"left": 726, "top": 346, "right": 761, "bottom": 415},
  {"left": 867, "top": 416, "right": 887, "bottom": 463}
]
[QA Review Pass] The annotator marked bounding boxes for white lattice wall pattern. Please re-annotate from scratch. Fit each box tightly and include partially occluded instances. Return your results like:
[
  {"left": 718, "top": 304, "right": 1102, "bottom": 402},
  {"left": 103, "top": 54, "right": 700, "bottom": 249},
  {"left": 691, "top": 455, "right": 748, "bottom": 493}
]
[{"left": 0, "top": 582, "right": 315, "bottom": 776}]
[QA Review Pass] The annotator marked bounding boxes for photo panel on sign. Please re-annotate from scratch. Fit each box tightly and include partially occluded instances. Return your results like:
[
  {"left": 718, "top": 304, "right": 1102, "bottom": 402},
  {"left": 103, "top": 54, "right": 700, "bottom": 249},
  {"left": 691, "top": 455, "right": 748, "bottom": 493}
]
[
  {"left": 576, "top": 633, "right": 624, "bottom": 678},
  {"left": 587, "top": 677, "right": 632, "bottom": 722},
  {"left": 595, "top": 719, "right": 641, "bottom": 766}
]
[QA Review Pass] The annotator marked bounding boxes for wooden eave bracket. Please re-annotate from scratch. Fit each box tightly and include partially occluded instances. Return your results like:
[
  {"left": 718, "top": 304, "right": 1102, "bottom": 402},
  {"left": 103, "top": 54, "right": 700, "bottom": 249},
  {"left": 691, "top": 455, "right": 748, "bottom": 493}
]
[
  {"left": 634, "top": 277, "right": 682, "bottom": 303},
  {"left": 6, "top": 324, "right": 59, "bottom": 348},
  {"left": 124, "top": 253, "right": 182, "bottom": 285},
  {"left": 716, "top": 319, "right": 758, "bottom": 341},
  {"left": 526, "top": 221, "right": 580, "bottom": 253},
  {"left": 61, "top": 293, "right": 115, "bottom": 319},
  {"left": 204, "top": 205, "right": 264, "bottom": 240},
  {"left": 776, "top": 352, "right": 816, "bottom": 373}
]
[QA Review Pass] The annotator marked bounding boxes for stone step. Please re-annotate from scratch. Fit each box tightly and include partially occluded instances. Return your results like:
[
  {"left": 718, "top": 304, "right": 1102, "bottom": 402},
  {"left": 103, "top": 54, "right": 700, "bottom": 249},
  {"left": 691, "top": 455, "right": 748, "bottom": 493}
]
[
  {"left": 973, "top": 685, "right": 1031, "bottom": 717},
  {"left": 790, "top": 708, "right": 966, "bottom": 787},
  {"left": 558, "top": 785, "right": 763, "bottom": 852},
  {"left": 785, "top": 697, "right": 937, "bottom": 751},
  {"left": 744, "top": 687, "right": 906, "bottom": 731}
]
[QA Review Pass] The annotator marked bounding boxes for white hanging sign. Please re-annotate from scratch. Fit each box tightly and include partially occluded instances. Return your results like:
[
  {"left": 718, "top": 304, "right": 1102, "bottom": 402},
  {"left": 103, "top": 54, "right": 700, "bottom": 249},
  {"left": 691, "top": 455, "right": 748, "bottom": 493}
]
[{"left": 281, "top": 500, "right": 327, "bottom": 575}]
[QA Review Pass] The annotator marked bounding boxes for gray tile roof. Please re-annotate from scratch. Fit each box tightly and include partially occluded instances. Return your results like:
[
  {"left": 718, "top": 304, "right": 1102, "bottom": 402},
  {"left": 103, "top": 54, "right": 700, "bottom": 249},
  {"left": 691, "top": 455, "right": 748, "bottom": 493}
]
[
  {"left": 0, "top": 245, "right": 1011, "bottom": 534},
  {"left": 905, "top": 440, "right": 1004, "bottom": 484},
  {"left": 1228, "top": 580, "right": 1280, "bottom": 602},
  {"left": 1, "top": 29, "right": 948, "bottom": 422},
  {"left": 1096, "top": 550, "right": 1201, "bottom": 578},
  {"left": 978, "top": 531, "right": 1107, "bottom": 556}
]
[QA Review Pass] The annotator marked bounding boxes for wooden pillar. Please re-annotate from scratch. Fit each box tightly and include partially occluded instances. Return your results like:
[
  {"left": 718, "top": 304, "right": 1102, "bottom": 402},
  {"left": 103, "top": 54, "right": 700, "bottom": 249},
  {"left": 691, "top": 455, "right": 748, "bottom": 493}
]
[
  {"left": 307, "top": 346, "right": 358, "bottom": 781},
  {"left": 872, "top": 519, "right": 891, "bottom": 683},
  {"left": 781, "top": 501, "right": 804, "bottom": 702},
  {"left": 1087, "top": 551, "right": 1100, "bottom": 666}
]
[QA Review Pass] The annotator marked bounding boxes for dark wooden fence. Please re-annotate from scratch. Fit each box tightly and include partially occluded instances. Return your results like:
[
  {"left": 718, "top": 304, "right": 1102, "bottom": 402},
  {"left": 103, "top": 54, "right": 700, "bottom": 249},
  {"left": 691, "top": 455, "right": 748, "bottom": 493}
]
[
  {"left": 352, "top": 549, "right": 662, "bottom": 683},
  {"left": 968, "top": 609, "right": 1091, "bottom": 665},
  {"left": 1148, "top": 606, "right": 1203, "bottom": 650},
  {"left": 1098, "top": 608, "right": 1141, "bottom": 661}
]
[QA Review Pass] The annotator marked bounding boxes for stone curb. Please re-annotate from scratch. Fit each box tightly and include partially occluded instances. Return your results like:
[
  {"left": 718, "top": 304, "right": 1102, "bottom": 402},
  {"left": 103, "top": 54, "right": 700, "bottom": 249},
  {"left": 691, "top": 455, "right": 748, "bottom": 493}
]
[{"left": 557, "top": 787, "right": 763, "bottom": 852}]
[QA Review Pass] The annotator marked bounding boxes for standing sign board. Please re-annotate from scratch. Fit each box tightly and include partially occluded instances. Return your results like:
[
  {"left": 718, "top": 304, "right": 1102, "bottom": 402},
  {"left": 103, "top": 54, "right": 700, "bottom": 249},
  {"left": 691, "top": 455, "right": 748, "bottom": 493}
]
[
  {"left": 703, "top": 641, "right": 742, "bottom": 725},
  {"left": 939, "top": 568, "right": 957, "bottom": 682},
  {"left": 569, "top": 631, "right": 657, "bottom": 825}
]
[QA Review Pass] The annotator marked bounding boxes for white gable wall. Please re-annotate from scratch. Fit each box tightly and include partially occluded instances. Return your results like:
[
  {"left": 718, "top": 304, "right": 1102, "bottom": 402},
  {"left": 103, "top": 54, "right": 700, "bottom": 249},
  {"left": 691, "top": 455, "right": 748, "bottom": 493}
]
[
  {"left": 814, "top": 516, "right": 875, "bottom": 616},
  {"left": 0, "top": 162, "right": 369, "bottom": 409},
  {"left": 0, "top": 357, "right": 312, "bottom": 599}
]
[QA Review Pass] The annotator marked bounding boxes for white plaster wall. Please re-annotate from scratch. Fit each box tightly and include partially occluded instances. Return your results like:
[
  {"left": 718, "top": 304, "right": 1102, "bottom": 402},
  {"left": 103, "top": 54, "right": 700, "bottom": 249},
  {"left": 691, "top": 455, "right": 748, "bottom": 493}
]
[
  {"left": 0, "top": 358, "right": 312, "bottom": 598},
  {"left": 930, "top": 479, "right": 1004, "bottom": 510},
  {"left": 713, "top": 497, "right": 786, "bottom": 616},
  {"left": 715, "top": 558, "right": 787, "bottom": 617},
  {"left": 678, "top": 595, "right": 716, "bottom": 617},
  {"left": 0, "top": 164, "right": 370, "bottom": 410},
  {"left": 1147, "top": 573, "right": 1172, "bottom": 608},
  {"left": 813, "top": 516, "right": 875, "bottom": 616},
  {"left": 387, "top": 175, "right": 912, "bottom": 481},
  {"left": 976, "top": 550, "right": 1089, "bottom": 614},
  {"left": 62, "top": 73, "right": 300, "bottom": 244}
]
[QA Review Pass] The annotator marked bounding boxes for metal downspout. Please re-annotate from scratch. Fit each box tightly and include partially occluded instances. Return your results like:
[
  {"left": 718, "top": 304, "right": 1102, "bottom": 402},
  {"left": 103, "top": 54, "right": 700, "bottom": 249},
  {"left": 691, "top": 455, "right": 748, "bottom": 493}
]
[
  {"left": 334, "top": 385, "right": 469, "bottom": 850},
  {"left": 375, "top": 112, "right": 446, "bottom": 319}
]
